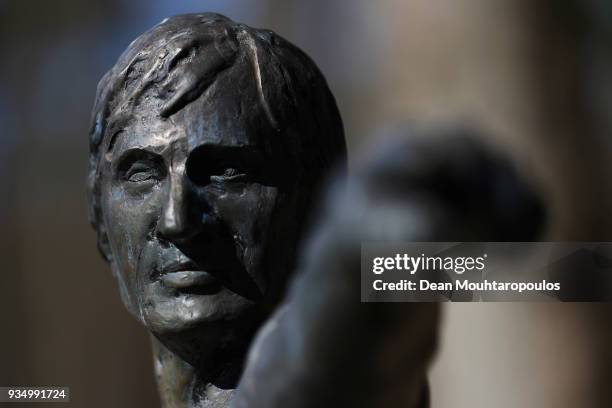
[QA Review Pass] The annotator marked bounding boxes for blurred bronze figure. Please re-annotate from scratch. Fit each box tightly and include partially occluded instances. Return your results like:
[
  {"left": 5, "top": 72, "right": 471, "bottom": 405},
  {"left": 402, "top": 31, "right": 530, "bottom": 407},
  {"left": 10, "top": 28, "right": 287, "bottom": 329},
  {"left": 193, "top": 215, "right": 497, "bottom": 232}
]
[{"left": 88, "top": 13, "right": 346, "bottom": 407}]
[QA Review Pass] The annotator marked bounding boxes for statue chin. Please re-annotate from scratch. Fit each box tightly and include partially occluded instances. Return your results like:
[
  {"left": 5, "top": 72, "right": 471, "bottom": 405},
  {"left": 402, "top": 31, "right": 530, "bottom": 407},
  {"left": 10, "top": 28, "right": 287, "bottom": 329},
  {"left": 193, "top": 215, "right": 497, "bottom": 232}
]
[{"left": 150, "top": 309, "right": 262, "bottom": 386}]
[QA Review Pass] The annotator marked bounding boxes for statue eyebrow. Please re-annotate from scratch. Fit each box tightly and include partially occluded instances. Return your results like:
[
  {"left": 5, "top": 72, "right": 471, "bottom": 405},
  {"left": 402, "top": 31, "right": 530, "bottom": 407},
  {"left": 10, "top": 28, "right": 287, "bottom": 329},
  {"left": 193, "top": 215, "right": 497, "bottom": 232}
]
[
  {"left": 187, "top": 144, "right": 265, "bottom": 166},
  {"left": 105, "top": 126, "right": 185, "bottom": 161},
  {"left": 114, "top": 148, "right": 165, "bottom": 174}
]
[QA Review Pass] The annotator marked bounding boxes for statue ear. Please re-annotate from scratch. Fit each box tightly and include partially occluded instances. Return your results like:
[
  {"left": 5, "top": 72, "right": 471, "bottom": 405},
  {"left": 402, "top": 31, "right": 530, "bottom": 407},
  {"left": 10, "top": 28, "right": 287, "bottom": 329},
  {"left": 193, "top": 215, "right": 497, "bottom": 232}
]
[{"left": 96, "top": 222, "right": 113, "bottom": 264}]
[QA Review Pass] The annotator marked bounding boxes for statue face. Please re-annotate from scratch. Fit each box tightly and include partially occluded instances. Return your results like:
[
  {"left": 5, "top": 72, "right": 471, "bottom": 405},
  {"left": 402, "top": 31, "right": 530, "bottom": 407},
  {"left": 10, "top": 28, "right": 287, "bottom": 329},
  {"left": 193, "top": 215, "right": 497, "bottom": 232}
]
[
  {"left": 89, "top": 15, "right": 347, "bottom": 375},
  {"left": 98, "top": 79, "right": 297, "bottom": 359}
]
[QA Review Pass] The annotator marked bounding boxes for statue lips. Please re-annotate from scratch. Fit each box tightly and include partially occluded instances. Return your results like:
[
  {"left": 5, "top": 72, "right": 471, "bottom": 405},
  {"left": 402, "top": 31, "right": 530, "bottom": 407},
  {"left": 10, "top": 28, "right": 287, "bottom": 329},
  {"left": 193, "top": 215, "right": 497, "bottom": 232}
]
[{"left": 160, "top": 260, "right": 223, "bottom": 293}]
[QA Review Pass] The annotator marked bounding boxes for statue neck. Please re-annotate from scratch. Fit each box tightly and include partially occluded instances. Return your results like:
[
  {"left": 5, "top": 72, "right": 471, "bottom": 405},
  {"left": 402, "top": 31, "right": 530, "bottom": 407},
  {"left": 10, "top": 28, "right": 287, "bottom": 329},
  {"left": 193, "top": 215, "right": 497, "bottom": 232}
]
[{"left": 151, "top": 336, "right": 237, "bottom": 408}]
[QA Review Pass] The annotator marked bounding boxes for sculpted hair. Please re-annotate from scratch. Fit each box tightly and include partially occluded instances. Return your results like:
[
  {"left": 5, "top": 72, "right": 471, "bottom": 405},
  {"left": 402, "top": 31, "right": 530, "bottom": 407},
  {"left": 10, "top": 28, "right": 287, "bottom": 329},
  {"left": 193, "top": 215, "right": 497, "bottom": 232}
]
[{"left": 87, "top": 13, "right": 346, "bottom": 261}]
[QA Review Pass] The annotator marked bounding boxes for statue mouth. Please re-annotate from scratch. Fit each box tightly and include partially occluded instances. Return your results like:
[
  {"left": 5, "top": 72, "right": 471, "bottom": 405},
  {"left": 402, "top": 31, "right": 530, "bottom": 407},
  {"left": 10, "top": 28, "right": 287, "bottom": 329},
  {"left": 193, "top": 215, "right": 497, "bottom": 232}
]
[
  {"left": 161, "top": 270, "right": 221, "bottom": 292},
  {"left": 159, "top": 260, "right": 223, "bottom": 293},
  {"left": 152, "top": 252, "right": 261, "bottom": 300}
]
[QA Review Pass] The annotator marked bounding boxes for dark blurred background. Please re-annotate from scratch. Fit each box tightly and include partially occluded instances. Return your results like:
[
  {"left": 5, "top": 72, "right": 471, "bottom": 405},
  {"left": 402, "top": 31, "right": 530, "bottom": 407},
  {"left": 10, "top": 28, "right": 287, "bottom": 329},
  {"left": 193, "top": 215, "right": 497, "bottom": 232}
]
[{"left": 1, "top": 1, "right": 611, "bottom": 407}]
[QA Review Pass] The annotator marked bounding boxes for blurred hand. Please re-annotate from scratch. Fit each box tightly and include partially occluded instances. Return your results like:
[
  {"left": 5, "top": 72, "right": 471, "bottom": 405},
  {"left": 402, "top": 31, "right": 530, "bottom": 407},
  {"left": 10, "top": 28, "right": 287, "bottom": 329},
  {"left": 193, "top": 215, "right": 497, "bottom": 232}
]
[{"left": 232, "top": 127, "right": 546, "bottom": 408}]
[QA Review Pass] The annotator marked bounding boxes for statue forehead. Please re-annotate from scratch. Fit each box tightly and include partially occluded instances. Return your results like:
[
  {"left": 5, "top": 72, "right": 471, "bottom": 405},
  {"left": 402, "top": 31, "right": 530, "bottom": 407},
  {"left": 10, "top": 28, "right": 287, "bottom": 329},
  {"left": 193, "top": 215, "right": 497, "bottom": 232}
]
[{"left": 111, "top": 69, "right": 272, "bottom": 154}]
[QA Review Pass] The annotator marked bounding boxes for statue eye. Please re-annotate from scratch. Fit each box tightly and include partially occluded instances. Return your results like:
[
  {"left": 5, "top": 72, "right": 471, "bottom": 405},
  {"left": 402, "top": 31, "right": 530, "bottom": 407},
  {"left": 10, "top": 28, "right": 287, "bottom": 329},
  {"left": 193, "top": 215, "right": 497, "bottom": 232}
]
[
  {"left": 123, "top": 162, "right": 160, "bottom": 183},
  {"left": 116, "top": 150, "right": 165, "bottom": 186},
  {"left": 209, "top": 167, "right": 247, "bottom": 183},
  {"left": 186, "top": 146, "right": 258, "bottom": 186},
  {"left": 222, "top": 168, "right": 241, "bottom": 178},
  {"left": 127, "top": 170, "right": 154, "bottom": 182}
]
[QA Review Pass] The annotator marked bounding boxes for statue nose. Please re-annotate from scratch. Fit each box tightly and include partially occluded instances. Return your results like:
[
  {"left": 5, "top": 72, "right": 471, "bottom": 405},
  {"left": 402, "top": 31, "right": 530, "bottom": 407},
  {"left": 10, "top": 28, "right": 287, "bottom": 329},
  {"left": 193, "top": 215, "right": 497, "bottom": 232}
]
[{"left": 157, "top": 171, "right": 201, "bottom": 244}]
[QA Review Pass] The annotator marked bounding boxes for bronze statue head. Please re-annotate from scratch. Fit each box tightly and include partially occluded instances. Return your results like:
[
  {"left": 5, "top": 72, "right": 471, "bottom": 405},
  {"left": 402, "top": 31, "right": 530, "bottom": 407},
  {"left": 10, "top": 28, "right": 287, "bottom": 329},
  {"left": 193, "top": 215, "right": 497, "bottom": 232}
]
[{"left": 87, "top": 13, "right": 346, "bottom": 386}]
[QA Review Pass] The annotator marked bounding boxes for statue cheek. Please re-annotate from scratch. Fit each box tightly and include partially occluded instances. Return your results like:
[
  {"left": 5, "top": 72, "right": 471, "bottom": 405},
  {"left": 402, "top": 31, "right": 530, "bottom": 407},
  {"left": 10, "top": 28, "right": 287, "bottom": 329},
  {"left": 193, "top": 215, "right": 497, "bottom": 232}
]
[
  {"left": 213, "top": 185, "right": 277, "bottom": 244},
  {"left": 217, "top": 186, "right": 279, "bottom": 291},
  {"left": 103, "top": 184, "right": 163, "bottom": 273}
]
